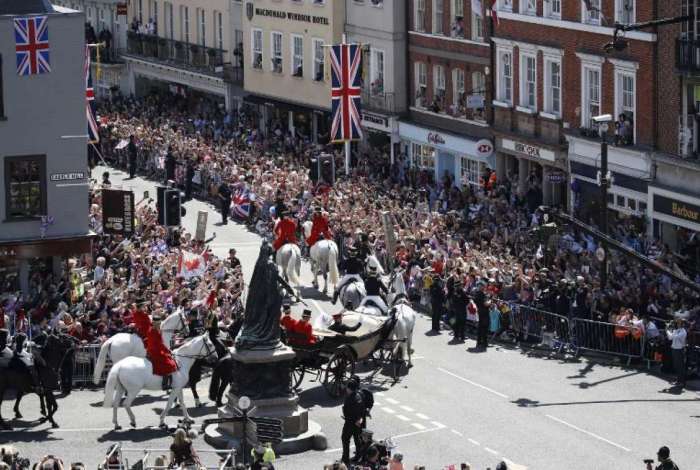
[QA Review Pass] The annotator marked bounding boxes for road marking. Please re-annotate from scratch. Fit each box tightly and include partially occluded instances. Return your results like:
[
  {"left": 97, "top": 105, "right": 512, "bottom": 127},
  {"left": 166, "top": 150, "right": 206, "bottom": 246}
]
[
  {"left": 415, "top": 413, "right": 430, "bottom": 420},
  {"left": 438, "top": 367, "right": 509, "bottom": 399},
  {"left": 385, "top": 398, "right": 399, "bottom": 405},
  {"left": 411, "top": 355, "right": 425, "bottom": 359},
  {"left": 468, "top": 438, "right": 480, "bottom": 446},
  {"left": 503, "top": 458, "right": 528, "bottom": 470},
  {"left": 431, "top": 421, "right": 445, "bottom": 428},
  {"left": 375, "top": 392, "right": 386, "bottom": 397},
  {"left": 396, "top": 414, "right": 411, "bottom": 422},
  {"left": 545, "top": 415, "right": 631, "bottom": 452},
  {"left": 411, "top": 422, "right": 426, "bottom": 430},
  {"left": 382, "top": 407, "right": 395, "bottom": 414},
  {"left": 451, "top": 429, "right": 463, "bottom": 436},
  {"left": 400, "top": 405, "right": 414, "bottom": 412},
  {"left": 310, "top": 299, "right": 326, "bottom": 316},
  {"left": 484, "top": 447, "right": 499, "bottom": 456}
]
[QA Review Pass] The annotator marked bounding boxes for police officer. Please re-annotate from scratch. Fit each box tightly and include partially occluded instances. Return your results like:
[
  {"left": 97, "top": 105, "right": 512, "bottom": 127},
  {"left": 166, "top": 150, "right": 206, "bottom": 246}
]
[
  {"left": 127, "top": 135, "right": 138, "bottom": 179},
  {"left": 341, "top": 376, "right": 366, "bottom": 464},
  {"left": 164, "top": 146, "right": 176, "bottom": 183},
  {"left": 474, "top": 282, "right": 490, "bottom": 349},
  {"left": 429, "top": 271, "right": 445, "bottom": 333},
  {"left": 185, "top": 159, "right": 196, "bottom": 201},
  {"left": 333, "top": 246, "right": 365, "bottom": 304},
  {"left": 218, "top": 182, "right": 232, "bottom": 225}
]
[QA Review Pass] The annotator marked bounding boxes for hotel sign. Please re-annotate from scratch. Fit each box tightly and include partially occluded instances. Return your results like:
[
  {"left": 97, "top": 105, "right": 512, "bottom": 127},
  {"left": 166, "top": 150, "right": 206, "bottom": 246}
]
[
  {"left": 253, "top": 8, "right": 329, "bottom": 25},
  {"left": 654, "top": 194, "right": 700, "bottom": 225},
  {"left": 361, "top": 111, "right": 391, "bottom": 132}
]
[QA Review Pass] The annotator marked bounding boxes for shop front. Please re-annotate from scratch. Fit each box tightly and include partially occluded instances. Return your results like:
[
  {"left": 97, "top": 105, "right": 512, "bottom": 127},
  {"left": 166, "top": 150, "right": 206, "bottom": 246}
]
[
  {"left": 360, "top": 110, "right": 399, "bottom": 162},
  {"left": 649, "top": 185, "right": 700, "bottom": 249},
  {"left": 398, "top": 121, "right": 493, "bottom": 188},
  {"left": 244, "top": 94, "right": 331, "bottom": 144},
  {"left": 495, "top": 136, "right": 567, "bottom": 210}
]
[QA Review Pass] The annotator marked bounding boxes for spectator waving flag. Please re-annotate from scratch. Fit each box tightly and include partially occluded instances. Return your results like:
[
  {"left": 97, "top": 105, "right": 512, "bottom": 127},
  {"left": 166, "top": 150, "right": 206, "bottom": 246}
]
[
  {"left": 177, "top": 250, "right": 207, "bottom": 279},
  {"left": 330, "top": 42, "right": 362, "bottom": 142},
  {"left": 15, "top": 16, "right": 51, "bottom": 76},
  {"left": 85, "top": 46, "right": 100, "bottom": 143},
  {"left": 230, "top": 189, "right": 251, "bottom": 220}
]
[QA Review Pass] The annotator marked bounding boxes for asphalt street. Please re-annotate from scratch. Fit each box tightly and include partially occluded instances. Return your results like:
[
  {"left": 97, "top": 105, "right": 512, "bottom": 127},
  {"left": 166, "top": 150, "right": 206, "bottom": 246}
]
[{"left": 1, "top": 166, "right": 698, "bottom": 470}]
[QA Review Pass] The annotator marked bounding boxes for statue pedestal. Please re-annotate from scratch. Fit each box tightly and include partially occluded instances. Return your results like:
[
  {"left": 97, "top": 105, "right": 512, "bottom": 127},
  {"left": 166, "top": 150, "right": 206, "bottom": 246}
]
[{"left": 204, "top": 344, "right": 327, "bottom": 454}]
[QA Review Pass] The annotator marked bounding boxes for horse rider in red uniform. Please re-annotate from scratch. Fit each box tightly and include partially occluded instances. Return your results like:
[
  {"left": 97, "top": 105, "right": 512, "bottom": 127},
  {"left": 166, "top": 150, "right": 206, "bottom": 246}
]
[
  {"left": 306, "top": 206, "right": 333, "bottom": 247},
  {"left": 273, "top": 207, "right": 298, "bottom": 252},
  {"left": 131, "top": 301, "right": 177, "bottom": 390}
]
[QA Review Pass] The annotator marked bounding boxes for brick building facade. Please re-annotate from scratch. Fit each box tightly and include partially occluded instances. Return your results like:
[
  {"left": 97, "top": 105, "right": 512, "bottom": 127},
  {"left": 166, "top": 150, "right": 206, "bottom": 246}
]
[{"left": 402, "top": 0, "right": 495, "bottom": 190}]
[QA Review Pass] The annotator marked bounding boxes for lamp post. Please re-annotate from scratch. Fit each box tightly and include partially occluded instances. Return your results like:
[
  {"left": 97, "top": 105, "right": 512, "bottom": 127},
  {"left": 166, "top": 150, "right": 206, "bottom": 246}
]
[{"left": 594, "top": 114, "right": 613, "bottom": 288}]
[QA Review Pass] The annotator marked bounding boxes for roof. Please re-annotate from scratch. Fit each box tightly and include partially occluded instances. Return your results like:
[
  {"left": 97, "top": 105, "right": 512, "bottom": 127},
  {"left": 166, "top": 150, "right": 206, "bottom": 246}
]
[{"left": 0, "top": 0, "right": 55, "bottom": 15}]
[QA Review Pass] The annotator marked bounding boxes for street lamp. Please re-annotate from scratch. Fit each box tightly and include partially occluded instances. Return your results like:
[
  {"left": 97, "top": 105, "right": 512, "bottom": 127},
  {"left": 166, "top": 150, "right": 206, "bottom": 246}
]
[{"left": 593, "top": 113, "right": 613, "bottom": 288}]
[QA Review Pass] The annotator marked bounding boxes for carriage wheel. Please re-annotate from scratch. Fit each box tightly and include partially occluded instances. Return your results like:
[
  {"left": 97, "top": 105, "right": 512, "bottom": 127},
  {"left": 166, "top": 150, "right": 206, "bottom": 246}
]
[
  {"left": 291, "top": 364, "right": 305, "bottom": 390},
  {"left": 323, "top": 350, "right": 356, "bottom": 398}
]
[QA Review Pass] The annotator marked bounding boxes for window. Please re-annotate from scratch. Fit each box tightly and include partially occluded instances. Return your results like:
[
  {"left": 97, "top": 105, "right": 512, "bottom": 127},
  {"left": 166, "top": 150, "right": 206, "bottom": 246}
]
[
  {"left": 164, "top": 2, "right": 173, "bottom": 40},
  {"left": 544, "top": 59, "right": 562, "bottom": 116},
  {"left": 499, "top": 0, "right": 513, "bottom": 11},
  {"left": 370, "top": 49, "right": 384, "bottom": 94},
  {"left": 235, "top": 29, "right": 244, "bottom": 67},
  {"left": 452, "top": 68, "right": 465, "bottom": 116},
  {"left": 519, "top": 54, "right": 536, "bottom": 110},
  {"left": 433, "top": 0, "right": 445, "bottom": 35},
  {"left": 615, "top": 66, "right": 636, "bottom": 144},
  {"left": 252, "top": 28, "right": 263, "bottom": 69},
  {"left": 497, "top": 48, "right": 513, "bottom": 104},
  {"left": 471, "top": 71, "right": 486, "bottom": 121},
  {"left": 412, "top": 143, "right": 435, "bottom": 170},
  {"left": 582, "top": 66, "right": 601, "bottom": 127},
  {"left": 138, "top": 0, "right": 144, "bottom": 22},
  {"left": 415, "top": 0, "right": 426, "bottom": 31},
  {"left": 313, "top": 38, "right": 325, "bottom": 81},
  {"left": 583, "top": 0, "right": 601, "bottom": 25},
  {"left": 616, "top": 0, "right": 635, "bottom": 24},
  {"left": 292, "top": 35, "right": 303, "bottom": 77},
  {"left": 433, "top": 65, "right": 446, "bottom": 111},
  {"left": 181, "top": 5, "right": 189, "bottom": 43},
  {"left": 451, "top": 0, "right": 465, "bottom": 38},
  {"left": 0, "top": 55, "right": 5, "bottom": 119},
  {"left": 471, "top": 8, "right": 483, "bottom": 41},
  {"left": 214, "top": 11, "right": 223, "bottom": 50},
  {"left": 197, "top": 8, "right": 205, "bottom": 46},
  {"left": 271, "top": 32, "right": 283, "bottom": 73},
  {"left": 415, "top": 62, "right": 428, "bottom": 107},
  {"left": 4, "top": 155, "right": 47, "bottom": 219},
  {"left": 520, "top": 0, "right": 536, "bottom": 15},
  {"left": 461, "top": 158, "right": 483, "bottom": 186},
  {"left": 545, "top": 0, "right": 561, "bottom": 18}
]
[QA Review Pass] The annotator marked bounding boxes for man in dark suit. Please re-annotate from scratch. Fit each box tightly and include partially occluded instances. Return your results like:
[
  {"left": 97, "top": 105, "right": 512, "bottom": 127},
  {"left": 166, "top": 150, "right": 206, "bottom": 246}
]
[
  {"left": 429, "top": 271, "right": 445, "bottom": 333},
  {"left": 164, "top": 146, "right": 176, "bottom": 183},
  {"left": 127, "top": 135, "right": 138, "bottom": 179},
  {"left": 474, "top": 282, "right": 490, "bottom": 349},
  {"left": 218, "top": 182, "right": 232, "bottom": 225}
]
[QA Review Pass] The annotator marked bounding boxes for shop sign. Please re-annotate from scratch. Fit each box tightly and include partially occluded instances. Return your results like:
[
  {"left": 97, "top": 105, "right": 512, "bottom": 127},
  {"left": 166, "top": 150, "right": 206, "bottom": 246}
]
[
  {"left": 427, "top": 132, "right": 446, "bottom": 145},
  {"left": 653, "top": 194, "right": 700, "bottom": 224},
  {"left": 50, "top": 171, "right": 87, "bottom": 182},
  {"left": 475, "top": 139, "right": 494, "bottom": 159},
  {"left": 548, "top": 171, "right": 566, "bottom": 183},
  {"left": 116, "top": 3, "right": 127, "bottom": 16},
  {"left": 102, "top": 189, "right": 134, "bottom": 235},
  {"left": 253, "top": 7, "right": 329, "bottom": 25},
  {"left": 502, "top": 138, "right": 556, "bottom": 162},
  {"left": 361, "top": 111, "right": 390, "bottom": 132},
  {"left": 466, "top": 95, "right": 485, "bottom": 109}
]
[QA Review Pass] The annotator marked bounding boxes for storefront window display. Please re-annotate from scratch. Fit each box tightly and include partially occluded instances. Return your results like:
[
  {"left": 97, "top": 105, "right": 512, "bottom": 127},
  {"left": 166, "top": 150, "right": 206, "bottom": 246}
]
[
  {"left": 412, "top": 143, "right": 435, "bottom": 170},
  {"left": 460, "top": 157, "right": 484, "bottom": 187}
]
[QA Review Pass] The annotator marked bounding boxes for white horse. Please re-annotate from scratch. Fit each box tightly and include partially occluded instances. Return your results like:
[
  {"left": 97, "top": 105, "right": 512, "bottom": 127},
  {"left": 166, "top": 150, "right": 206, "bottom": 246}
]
[
  {"left": 357, "top": 270, "right": 416, "bottom": 366},
  {"left": 93, "top": 310, "right": 187, "bottom": 385},
  {"left": 103, "top": 333, "right": 216, "bottom": 430},
  {"left": 276, "top": 243, "right": 302, "bottom": 295},
  {"left": 302, "top": 221, "right": 340, "bottom": 294}
]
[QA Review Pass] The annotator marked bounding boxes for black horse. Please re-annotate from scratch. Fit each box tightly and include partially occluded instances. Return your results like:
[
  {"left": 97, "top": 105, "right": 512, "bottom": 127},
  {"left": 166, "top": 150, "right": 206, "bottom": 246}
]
[{"left": 0, "top": 332, "right": 74, "bottom": 429}]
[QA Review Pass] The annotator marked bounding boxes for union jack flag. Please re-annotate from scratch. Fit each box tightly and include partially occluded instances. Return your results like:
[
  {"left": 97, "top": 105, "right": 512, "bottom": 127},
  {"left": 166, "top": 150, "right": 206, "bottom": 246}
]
[
  {"left": 330, "top": 43, "right": 362, "bottom": 142},
  {"left": 230, "top": 189, "right": 251, "bottom": 219},
  {"left": 14, "top": 16, "right": 51, "bottom": 76},
  {"left": 85, "top": 46, "right": 100, "bottom": 143}
]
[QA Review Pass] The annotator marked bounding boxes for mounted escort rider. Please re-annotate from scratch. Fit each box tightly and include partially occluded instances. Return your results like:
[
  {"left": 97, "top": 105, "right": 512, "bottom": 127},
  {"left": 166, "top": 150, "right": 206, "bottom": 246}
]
[
  {"left": 273, "top": 206, "right": 298, "bottom": 253},
  {"left": 132, "top": 301, "right": 178, "bottom": 390},
  {"left": 332, "top": 245, "right": 365, "bottom": 305},
  {"left": 306, "top": 206, "right": 333, "bottom": 247},
  {"left": 359, "top": 265, "right": 389, "bottom": 314}
]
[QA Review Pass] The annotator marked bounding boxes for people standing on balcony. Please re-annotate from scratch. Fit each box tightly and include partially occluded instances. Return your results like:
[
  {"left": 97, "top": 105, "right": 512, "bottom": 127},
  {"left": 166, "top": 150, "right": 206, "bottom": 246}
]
[{"left": 451, "top": 16, "right": 465, "bottom": 38}]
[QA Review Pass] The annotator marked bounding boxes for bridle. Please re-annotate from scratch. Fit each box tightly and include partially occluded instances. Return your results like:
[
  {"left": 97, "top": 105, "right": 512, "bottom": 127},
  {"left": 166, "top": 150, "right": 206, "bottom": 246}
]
[{"left": 175, "top": 335, "right": 217, "bottom": 361}]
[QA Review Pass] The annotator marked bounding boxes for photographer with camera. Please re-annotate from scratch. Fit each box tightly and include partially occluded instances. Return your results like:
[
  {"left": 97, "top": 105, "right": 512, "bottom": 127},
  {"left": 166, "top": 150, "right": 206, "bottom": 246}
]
[{"left": 645, "top": 446, "right": 679, "bottom": 470}]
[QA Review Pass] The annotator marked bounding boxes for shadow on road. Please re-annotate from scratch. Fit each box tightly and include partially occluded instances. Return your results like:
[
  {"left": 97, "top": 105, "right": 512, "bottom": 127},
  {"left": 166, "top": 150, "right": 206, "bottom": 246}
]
[
  {"left": 567, "top": 362, "right": 596, "bottom": 379},
  {"left": 0, "top": 429, "right": 59, "bottom": 443},
  {"left": 151, "top": 404, "right": 217, "bottom": 418},
  {"left": 90, "top": 394, "right": 166, "bottom": 408},
  {"left": 511, "top": 396, "right": 700, "bottom": 408},
  {"left": 97, "top": 427, "right": 166, "bottom": 443},
  {"left": 573, "top": 370, "right": 643, "bottom": 389}
]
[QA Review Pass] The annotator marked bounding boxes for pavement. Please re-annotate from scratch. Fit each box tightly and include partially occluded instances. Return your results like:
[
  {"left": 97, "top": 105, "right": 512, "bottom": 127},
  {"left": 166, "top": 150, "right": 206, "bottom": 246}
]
[{"left": 2, "top": 166, "right": 699, "bottom": 470}]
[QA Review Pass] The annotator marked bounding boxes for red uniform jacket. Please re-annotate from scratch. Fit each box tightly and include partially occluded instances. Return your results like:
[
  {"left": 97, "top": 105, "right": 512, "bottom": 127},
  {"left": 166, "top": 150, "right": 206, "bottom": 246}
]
[
  {"left": 280, "top": 315, "right": 297, "bottom": 332},
  {"left": 132, "top": 309, "right": 152, "bottom": 344},
  {"left": 146, "top": 328, "right": 178, "bottom": 376},
  {"left": 306, "top": 214, "right": 332, "bottom": 246},
  {"left": 273, "top": 217, "right": 297, "bottom": 251},
  {"left": 291, "top": 320, "right": 315, "bottom": 346}
]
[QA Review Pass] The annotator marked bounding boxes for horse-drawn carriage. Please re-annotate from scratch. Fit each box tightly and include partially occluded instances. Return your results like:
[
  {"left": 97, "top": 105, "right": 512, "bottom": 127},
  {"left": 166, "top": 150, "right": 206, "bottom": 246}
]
[{"left": 285, "top": 311, "right": 405, "bottom": 398}]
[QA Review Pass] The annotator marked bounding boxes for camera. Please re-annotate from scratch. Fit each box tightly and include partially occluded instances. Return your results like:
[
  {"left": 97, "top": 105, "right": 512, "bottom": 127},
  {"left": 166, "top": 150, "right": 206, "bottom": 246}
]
[{"left": 643, "top": 459, "right": 654, "bottom": 464}]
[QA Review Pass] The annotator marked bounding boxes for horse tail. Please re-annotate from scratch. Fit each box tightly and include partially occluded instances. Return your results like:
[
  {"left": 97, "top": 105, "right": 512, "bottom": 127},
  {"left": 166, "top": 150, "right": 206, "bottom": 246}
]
[
  {"left": 328, "top": 243, "right": 340, "bottom": 286},
  {"left": 103, "top": 365, "right": 119, "bottom": 408},
  {"left": 209, "top": 360, "right": 222, "bottom": 402},
  {"left": 93, "top": 337, "right": 112, "bottom": 385},
  {"left": 287, "top": 247, "right": 301, "bottom": 286}
]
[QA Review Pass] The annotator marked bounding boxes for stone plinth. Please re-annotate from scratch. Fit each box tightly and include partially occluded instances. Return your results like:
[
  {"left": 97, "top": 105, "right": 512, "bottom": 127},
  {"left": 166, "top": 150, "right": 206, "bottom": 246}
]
[{"left": 204, "top": 344, "right": 326, "bottom": 454}]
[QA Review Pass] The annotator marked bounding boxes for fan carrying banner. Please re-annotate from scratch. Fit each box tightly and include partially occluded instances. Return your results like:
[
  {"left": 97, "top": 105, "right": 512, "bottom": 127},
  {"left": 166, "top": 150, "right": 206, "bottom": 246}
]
[
  {"left": 85, "top": 46, "right": 100, "bottom": 143},
  {"left": 177, "top": 250, "right": 207, "bottom": 279},
  {"left": 230, "top": 188, "right": 251, "bottom": 220},
  {"left": 15, "top": 16, "right": 51, "bottom": 76},
  {"left": 330, "top": 43, "right": 362, "bottom": 142}
]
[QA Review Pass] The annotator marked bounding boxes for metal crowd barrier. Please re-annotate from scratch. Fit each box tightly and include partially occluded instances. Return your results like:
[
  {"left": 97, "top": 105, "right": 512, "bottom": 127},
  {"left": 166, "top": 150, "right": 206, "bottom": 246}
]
[
  {"left": 570, "top": 319, "right": 644, "bottom": 365},
  {"left": 72, "top": 343, "right": 110, "bottom": 387},
  {"left": 117, "top": 446, "right": 237, "bottom": 470},
  {"left": 509, "top": 304, "right": 571, "bottom": 353}
]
